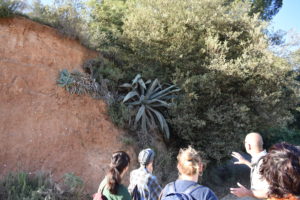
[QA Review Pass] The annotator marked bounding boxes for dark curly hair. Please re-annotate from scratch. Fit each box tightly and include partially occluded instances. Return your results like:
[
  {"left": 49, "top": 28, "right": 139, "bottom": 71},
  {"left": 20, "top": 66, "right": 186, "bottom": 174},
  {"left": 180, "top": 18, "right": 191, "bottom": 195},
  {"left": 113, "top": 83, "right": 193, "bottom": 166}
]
[{"left": 260, "top": 142, "right": 300, "bottom": 198}]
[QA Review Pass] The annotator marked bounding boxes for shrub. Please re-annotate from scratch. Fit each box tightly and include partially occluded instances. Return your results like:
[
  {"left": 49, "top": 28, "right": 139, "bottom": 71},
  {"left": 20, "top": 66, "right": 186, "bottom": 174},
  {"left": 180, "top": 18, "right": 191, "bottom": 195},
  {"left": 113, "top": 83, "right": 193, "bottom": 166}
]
[
  {"left": 261, "top": 128, "right": 300, "bottom": 149},
  {"left": 108, "top": 101, "right": 130, "bottom": 129},
  {"left": 121, "top": 74, "right": 179, "bottom": 139},
  {"left": 57, "top": 69, "right": 113, "bottom": 102},
  {"left": 82, "top": 57, "right": 125, "bottom": 90},
  {"left": 121, "top": 0, "right": 299, "bottom": 161},
  {"left": 28, "top": 0, "right": 88, "bottom": 42},
  {"left": 0, "top": 171, "right": 90, "bottom": 200},
  {"left": 0, "top": 0, "right": 25, "bottom": 18}
]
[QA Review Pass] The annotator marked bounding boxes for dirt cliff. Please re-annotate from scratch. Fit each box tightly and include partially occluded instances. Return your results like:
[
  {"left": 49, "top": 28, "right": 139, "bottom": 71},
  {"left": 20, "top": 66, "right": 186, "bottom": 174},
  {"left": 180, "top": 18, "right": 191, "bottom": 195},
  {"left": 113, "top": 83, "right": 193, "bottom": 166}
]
[{"left": 0, "top": 17, "right": 135, "bottom": 193}]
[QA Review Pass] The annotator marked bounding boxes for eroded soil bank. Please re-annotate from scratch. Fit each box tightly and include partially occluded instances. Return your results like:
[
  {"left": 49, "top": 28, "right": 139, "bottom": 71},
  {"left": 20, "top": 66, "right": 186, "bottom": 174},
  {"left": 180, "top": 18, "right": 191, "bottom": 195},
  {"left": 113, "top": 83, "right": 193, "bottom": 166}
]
[{"left": 0, "top": 17, "right": 135, "bottom": 193}]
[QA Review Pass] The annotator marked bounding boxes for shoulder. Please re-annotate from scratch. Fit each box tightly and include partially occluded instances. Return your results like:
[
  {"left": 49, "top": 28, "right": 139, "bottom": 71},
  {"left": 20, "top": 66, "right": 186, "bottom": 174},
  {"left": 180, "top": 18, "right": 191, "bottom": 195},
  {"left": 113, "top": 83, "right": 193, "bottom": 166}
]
[
  {"left": 130, "top": 168, "right": 139, "bottom": 175},
  {"left": 191, "top": 186, "right": 218, "bottom": 200},
  {"left": 98, "top": 178, "right": 107, "bottom": 192},
  {"left": 131, "top": 167, "right": 147, "bottom": 176},
  {"left": 118, "top": 184, "right": 131, "bottom": 200},
  {"left": 161, "top": 182, "right": 174, "bottom": 198}
]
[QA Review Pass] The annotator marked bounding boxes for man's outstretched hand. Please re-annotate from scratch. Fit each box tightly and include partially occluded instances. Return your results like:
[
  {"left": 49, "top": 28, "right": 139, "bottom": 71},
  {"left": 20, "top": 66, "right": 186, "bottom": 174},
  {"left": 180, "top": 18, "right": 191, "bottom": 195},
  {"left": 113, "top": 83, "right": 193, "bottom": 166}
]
[
  {"left": 231, "top": 152, "right": 251, "bottom": 167},
  {"left": 230, "top": 182, "right": 253, "bottom": 198}
]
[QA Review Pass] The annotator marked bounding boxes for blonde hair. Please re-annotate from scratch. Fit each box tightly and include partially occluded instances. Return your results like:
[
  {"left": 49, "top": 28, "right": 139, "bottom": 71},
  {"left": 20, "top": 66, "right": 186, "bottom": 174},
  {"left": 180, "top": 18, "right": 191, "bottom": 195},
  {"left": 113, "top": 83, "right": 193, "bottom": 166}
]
[{"left": 177, "top": 146, "right": 202, "bottom": 176}]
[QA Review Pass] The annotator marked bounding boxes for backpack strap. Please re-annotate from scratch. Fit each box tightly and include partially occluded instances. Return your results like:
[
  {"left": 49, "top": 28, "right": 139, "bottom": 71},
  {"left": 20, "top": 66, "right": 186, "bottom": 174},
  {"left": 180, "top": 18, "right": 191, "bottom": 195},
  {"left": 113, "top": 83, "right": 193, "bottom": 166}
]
[
  {"left": 168, "top": 182, "right": 176, "bottom": 193},
  {"left": 168, "top": 181, "right": 200, "bottom": 195},
  {"left": 183, "top": 183, "right": 202, "bottom": 194}
]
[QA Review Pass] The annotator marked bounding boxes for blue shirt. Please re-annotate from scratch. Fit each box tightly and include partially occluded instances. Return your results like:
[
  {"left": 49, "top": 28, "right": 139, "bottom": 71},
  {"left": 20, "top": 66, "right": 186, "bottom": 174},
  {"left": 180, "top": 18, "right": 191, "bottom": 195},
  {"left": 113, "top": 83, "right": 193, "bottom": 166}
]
[{"left": 161, "top": 180, "right": 218, "bottom": 200}]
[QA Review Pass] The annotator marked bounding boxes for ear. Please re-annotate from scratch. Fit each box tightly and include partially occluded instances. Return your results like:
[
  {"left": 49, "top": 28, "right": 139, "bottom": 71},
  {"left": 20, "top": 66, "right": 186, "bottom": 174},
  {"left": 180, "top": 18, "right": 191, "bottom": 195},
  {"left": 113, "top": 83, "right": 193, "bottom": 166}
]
[{"left": 247, "top": 143, "right": 251, "bottom": 150}]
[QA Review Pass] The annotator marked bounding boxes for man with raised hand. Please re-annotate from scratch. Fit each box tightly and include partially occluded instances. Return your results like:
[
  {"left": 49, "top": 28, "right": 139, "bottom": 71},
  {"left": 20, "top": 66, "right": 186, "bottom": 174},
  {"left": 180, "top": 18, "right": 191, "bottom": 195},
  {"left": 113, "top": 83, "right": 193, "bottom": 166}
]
[
  {"left": 128, "top": 148, "right": 162, "bottom": 200},
  {"left": 230, "top": 132, "right": 269, "bottom": 199}
]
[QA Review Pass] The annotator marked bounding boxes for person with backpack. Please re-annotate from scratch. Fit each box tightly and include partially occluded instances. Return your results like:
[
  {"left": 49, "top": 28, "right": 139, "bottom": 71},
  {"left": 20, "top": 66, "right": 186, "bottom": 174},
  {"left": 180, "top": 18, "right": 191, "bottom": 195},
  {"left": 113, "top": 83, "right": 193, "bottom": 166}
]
[
  {"left": 160, "top": 146, "right": 218, "bottom": 200},
  {"left": 128, "top": 148, "right": 162, "bottom": 200},
  {"left": 95, "top": 151, "right": 131, "bottom": 200}
]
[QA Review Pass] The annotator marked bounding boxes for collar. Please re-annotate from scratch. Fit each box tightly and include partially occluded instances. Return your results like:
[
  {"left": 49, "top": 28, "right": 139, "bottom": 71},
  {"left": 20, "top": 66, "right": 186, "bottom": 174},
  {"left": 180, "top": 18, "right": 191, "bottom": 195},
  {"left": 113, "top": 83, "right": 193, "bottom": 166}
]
[
  {"left": 139, "top": 166, "right": 150, "bottom": 173},
  {"left": 251, "top": 150, "right": 267, "bottom": 164}
]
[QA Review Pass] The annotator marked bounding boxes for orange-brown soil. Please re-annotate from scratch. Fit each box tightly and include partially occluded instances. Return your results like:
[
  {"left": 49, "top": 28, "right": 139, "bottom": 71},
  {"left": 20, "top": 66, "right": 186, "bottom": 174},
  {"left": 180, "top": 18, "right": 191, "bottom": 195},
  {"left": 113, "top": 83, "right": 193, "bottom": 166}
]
[{"left": 0, "top": 17, "right": 136, "bottom": 194}]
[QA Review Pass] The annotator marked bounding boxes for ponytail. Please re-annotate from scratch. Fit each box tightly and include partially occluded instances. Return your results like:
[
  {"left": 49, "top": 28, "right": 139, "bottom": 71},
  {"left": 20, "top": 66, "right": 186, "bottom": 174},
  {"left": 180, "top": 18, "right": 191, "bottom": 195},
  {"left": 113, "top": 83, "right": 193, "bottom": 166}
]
[
  {"left": 106, "top": 151, "right": 130, "bottom": 194},
  {"left": 107, "top": 167, "right": 121, "bottom": 194}
]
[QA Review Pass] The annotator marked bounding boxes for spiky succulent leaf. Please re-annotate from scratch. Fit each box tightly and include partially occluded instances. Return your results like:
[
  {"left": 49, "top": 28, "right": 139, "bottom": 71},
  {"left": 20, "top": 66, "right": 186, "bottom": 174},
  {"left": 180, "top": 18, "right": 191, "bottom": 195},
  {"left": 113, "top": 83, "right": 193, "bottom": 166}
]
[
  {"left": 150, "top": 85, "right": 179, "bottom": 99},
  {"left": 122, "top": 74, "right": 178, "bottom": 139},
  {"left": 132, "top": 74, "right": 141, "bottom": 84},
  {"left": 135, "top": 105, "right": 145, "bottom": 124},
  {"left": 147, "top": 106, "right": 170, "bottom": 139},
  {"left": 123, "top": 91, "right": 139, "bottom": 103},
  {"left": 138, "top": 79, "right": 146, "bottom": 90},
  {"left": 146, "top": 79, "right": 160, "bottom": 98},
  {"left": 120, "top": 83, "right": 132, "bottom": 88}
]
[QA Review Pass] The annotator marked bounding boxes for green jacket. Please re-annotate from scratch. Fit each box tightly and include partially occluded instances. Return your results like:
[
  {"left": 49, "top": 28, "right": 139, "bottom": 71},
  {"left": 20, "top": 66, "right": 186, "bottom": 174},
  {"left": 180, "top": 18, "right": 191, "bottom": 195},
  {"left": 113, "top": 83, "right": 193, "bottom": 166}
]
[{"left": 98, "top": 178, "right": 131, "bottom": 200}]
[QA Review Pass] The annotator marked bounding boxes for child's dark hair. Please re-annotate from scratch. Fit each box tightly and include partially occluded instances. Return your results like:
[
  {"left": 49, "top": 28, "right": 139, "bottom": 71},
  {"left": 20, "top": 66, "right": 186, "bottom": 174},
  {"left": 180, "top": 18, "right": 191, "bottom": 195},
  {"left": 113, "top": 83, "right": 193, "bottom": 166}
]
[{"left": 107, "top": 151, "right": 130, "bottom": 194}]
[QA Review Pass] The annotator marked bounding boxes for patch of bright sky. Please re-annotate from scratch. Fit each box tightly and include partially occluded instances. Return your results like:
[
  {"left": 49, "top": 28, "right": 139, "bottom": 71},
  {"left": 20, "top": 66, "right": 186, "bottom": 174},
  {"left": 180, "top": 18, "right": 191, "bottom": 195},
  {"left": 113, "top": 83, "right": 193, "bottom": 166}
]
[
  {"left": 269, "top": 0, "right": 300, "bottom": 53},
  {"left": 271, "top": 0, "right": 300, "bottom": 33}
]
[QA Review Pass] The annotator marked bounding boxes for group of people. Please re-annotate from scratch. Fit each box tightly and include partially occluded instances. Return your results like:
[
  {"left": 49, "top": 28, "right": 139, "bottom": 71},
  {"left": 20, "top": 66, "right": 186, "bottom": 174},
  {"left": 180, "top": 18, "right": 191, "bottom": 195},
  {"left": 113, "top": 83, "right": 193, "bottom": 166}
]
[{"left": 93, "top": 132, "right": 300, "bottom": 200}]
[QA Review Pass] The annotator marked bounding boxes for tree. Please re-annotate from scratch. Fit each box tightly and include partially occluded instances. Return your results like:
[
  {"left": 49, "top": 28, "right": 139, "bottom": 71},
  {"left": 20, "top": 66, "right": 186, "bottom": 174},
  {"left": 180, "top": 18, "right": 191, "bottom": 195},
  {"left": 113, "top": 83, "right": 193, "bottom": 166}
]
[
  {"left": 28, "top": 0, "right": 87, "bottom": 40},
  {"left": 86, "top": 0, "right": 128, "bottom": 49},
  {"left": 249, "top": 0, "right": 282, "bottom": 20},
  {"left": 121, "top": 0, "right": 298, "bottom": 161},
  {"left": 228, "top": 0, "right": 283, "bottom": 20}
]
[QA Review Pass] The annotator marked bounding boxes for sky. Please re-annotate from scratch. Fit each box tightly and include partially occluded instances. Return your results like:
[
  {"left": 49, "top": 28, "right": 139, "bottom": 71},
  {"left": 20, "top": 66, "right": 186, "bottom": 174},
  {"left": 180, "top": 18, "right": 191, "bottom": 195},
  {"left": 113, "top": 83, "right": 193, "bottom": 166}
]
[{"left": 271, "top": 0, "right": 300, "bottom": 33}]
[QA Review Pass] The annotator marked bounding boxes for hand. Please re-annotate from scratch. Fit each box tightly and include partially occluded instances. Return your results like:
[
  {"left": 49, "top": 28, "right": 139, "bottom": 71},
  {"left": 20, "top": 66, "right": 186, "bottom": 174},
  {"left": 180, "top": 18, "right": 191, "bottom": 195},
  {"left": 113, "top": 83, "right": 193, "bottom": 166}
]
[
  {"left": 230, "top": 182, "right": 253, "bottom": 198},
  {"left": 231, "top": 152, "right": 250, "bottom": 166}
]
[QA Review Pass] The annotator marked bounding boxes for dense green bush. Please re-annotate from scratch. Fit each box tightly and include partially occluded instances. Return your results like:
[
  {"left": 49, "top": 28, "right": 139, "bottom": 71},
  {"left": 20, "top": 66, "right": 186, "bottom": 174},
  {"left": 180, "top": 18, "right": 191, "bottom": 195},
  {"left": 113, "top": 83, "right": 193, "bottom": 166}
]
[
  {"left": 57, "top": 69, "right": 102, "bottom": 98},
  {"left": 0, "top": 0, "right": 25, "bottom": 18},
  {"left": 28, "top": 0, "right": 87, "bottom": 42},
  {"left": 108, "top": 101, "right": 130, "bottom": 129},
  {"left": 40, "top": 0, "right": 298, "bottom": 163},
  {"left": 85, "top": 0, "right": 127, "bottom": 49},
  {"left": 119, "top": 0, "right": 299, "bottom": 161},
  {"left": 261, "top": 128, "right": 300, "bottom": 149},
  {"left": 0, "top": 171, "right": 90, "bottom": 200},
  {"left": 82, "top": 57, "right": 125, "bottom": 90}
]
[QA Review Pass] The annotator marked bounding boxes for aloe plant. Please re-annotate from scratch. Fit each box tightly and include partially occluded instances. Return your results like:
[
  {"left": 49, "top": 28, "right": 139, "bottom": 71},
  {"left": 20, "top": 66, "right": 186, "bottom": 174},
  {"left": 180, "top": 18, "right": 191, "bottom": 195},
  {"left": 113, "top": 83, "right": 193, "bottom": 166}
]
[{"left": 121, "top": 74, "right": 179, "bottom": 139}]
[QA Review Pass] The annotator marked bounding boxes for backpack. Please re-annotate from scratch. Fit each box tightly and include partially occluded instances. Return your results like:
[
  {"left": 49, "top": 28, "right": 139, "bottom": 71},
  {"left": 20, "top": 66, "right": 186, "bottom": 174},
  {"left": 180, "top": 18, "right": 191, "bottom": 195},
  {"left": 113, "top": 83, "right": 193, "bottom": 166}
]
[
  {"left": 131, "top": 185, "right": 142, "bottom": 200},
  {"left": 93, "top": 185, "right": 108, "bottom": 200},
  {"left": 162, "top": 182, "right": 202, "bottom": 200}
]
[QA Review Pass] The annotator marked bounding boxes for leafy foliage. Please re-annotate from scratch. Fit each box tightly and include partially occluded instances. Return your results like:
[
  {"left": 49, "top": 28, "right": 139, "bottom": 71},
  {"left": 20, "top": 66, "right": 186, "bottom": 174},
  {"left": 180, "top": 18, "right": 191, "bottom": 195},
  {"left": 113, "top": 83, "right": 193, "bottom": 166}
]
[
  {"left": 261, "top": 128, "right": 300, "bottom": 149},
  {"left": 27, "top": 0, "right": 298, "bottom": 163},
  {"left": 85, "top": 0, "right": 128, "bottom": 49},
  {"left": 0, "top": 171, "right": 90, "bottom": 200},
  {"left": 121, "top": 0, "right": 299, "bottom": 161},
  {"left": 122, "top": 74, "right": 179, "bottom": 139},
  {"left": 28, "top": 0, "right": 87, "bottom": 42},
  {"left": 249, "top": 0, "right": 282, "bottom": 20},
  {"left": 0, "top": 0, "right": 25, "bottom": 18},
  {"left": 226, "top": 0, "right": 282, "bottom": 21},
  {"left": 108, "top": 101, "right": 130, "bottom": 129},
  {"left": 57, "top": 69, "right": 102, "bottom": 98}
]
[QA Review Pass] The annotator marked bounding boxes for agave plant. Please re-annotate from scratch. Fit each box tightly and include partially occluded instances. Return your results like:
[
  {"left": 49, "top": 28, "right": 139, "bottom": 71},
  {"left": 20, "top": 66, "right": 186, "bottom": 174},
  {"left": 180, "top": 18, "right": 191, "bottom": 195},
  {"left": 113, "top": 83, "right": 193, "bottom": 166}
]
[{"left": 121, "top": 74, "right": 180, "bottom": 139}]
